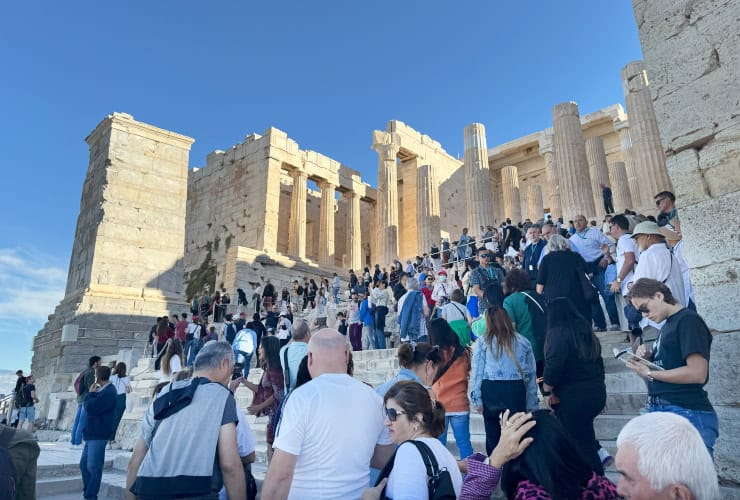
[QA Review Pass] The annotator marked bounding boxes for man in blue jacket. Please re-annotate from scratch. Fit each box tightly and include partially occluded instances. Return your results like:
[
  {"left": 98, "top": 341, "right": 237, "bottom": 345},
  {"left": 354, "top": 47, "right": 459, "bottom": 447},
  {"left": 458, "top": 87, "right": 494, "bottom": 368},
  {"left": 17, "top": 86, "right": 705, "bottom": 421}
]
[
  {"left": 359, "top": 292, "right": 374, "bottom": 350},
  {"left": 81, "top": 365, "right": 116, "bottom": 500}
]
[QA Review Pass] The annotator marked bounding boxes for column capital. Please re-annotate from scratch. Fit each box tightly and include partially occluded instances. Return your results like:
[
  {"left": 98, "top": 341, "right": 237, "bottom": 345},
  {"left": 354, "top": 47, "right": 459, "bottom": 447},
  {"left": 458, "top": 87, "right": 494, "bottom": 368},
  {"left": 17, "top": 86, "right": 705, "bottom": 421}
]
[
  {"left": 372, "top": 131, "right": 401, "bottom": 160},
  {"left": 613, "top": 116, "right": 630, "bottom": 133},
  {"left": 538, "top": 131, "right": 554, "bottom": 156},
  {"left": 317, "top": 179, "right": 336, "bottom": 190}
]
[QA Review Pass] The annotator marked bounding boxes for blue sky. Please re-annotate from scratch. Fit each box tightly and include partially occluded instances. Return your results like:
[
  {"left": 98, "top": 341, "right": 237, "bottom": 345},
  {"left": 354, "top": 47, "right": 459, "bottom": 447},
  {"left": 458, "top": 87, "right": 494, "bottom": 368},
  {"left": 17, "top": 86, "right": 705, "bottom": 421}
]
[{"left": 0, "top": 1, "right": 642, "bottom": 372}]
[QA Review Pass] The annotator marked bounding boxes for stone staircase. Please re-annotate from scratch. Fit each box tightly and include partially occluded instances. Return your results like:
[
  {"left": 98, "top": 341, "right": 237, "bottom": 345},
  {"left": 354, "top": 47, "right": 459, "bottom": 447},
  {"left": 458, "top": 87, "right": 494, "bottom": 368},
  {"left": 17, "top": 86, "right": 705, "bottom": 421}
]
[{"left": 37, "top": 327, "right": 740, "bottom": 499}]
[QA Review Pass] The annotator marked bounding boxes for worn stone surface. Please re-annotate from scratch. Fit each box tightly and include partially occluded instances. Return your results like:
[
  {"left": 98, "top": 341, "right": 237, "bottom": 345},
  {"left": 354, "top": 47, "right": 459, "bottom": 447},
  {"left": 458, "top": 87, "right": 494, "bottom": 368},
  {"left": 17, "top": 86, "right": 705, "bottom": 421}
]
[
  {"left": 608, "top": 161, "right": 633, "bottom": 213},
  {"left": 500, "top": 166, "right": 522, "bottom": 223},
  {"left": 416, "top": 164, "right": 441, "bottom": 254},
  {"left": 552, "top": 102, "right": 597, "bottom": 219},
  {"left": 632, "top": 0, "right": 740, "bottom": 484},
  {"left": 538, "top": 131, "right": 561, "bottom": 219},
  {"left": 464, "top": 123, "right": 495, "bottom": 231},
  {"left": 585, "top": 136, "right": 612, "bottom": 216},
  {"left": 613, "top": 117, "right": 643, "bottom": 210}
]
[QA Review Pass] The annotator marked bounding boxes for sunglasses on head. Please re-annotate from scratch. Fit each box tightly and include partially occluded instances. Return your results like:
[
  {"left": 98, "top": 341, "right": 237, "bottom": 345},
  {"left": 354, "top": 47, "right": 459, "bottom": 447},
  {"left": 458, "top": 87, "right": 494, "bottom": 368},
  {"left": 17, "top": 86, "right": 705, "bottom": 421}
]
[{"left": 385, "top": 407, "right": 407, "bottom": 422}]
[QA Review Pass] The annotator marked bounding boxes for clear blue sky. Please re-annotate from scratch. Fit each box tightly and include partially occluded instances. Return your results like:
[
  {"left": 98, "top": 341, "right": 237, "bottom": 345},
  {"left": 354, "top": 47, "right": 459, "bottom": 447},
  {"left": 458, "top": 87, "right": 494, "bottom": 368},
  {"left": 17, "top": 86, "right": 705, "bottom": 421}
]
[{"left": 0, "top": 1, "right": 642, "bottom": 371}]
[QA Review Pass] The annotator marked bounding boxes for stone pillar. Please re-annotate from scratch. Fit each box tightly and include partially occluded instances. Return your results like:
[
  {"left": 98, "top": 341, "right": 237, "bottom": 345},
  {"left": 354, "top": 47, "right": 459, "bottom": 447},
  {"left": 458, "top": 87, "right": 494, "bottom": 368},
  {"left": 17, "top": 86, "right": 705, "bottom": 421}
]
[
  {"left": 288, "top": 169, "right": 307, "bottom": 259},
  {"left": 500, "top": 166, "right": 522, "bottom": 223},
  {"left": 464, "top": 123, "right": 495, "bottom": 229},
  {"left": 318, "top": 181, "right": 336, "bottom": 266},
  {"left": 613, "top": 117, "right": 641, "bottom": 208},
  {"left": 527, "top": 183, "right": 544, "bottom": 221},
  {"left": 538, "top": 132, "right": 561, "bottom": 219},
  {"left": 346, "top": 190, "right": 362, "bottom": 272},
  {"left": 552, "top": 102, "right": 596, "bottom": 219},
  {"left": 608, "top": 161, "right": 633, "bottom": 213},
  {"left": 585, "top": 136, "right": 612, "bottom": 215},
  {"left": 416, "top": 164, "right": 441, "bottom": 255},
  {"left": 373, "top": 135, "right": 401, "bottom": 266},
  {"left": 621, "top": 60, "right": 673, "bottom": 205}
]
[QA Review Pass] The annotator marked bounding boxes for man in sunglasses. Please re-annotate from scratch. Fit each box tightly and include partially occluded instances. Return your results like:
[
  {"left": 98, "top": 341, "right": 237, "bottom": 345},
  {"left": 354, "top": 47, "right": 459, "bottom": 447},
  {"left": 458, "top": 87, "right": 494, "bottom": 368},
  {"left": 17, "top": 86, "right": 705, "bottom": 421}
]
[
  {"left": 469, "top": 247, "right": 505, "bottom": 318},
  {"left": 654, "top": 191, "right": 677, "bottom": 228}
]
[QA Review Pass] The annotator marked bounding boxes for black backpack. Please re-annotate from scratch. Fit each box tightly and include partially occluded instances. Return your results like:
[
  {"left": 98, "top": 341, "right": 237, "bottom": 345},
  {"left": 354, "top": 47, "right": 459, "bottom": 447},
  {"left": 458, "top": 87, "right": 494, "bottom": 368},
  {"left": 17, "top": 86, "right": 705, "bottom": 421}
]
[
  {"left": 225, "top": 323, "right": 237, "bottom": 344},
  {"left": 0, "top": 426, "right": 18, "bottom": 499},
  {"left": 14, "top": 385, "right": 27, "bottom": 408},
  {"left": 521, "top": 291, "right": 547, "bottom": 348},
  {"left": 375, "top": 440, "right": 456, "bottom": 500}
]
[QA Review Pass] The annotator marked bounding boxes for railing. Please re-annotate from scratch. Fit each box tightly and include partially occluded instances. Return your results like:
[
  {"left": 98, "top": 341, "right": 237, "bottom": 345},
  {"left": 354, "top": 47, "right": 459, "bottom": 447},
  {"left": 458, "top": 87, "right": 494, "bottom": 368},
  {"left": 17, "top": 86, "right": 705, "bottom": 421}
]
[{"left": 0, "top": 393, "right": 14, "bottom": 424}]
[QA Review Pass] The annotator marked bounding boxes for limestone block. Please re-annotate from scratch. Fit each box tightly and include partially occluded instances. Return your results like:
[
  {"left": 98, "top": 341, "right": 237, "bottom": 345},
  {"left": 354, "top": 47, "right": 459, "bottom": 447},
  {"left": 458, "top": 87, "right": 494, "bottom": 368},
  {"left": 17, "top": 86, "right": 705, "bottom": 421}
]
[
  {"left": 674, "top": 190, "right": 740, "bottom": 269},
  {"left": 714, "top": 405, "right": 740, "bottom": 484},
  {"left": 689, "top": 261, "right": 740, "bottom": 332},
  {"left": 61, "top": 324, "right": 79, "bottom": 342},
  {"left": 705, "top": 330, "right": 740, "bottom": 406}
]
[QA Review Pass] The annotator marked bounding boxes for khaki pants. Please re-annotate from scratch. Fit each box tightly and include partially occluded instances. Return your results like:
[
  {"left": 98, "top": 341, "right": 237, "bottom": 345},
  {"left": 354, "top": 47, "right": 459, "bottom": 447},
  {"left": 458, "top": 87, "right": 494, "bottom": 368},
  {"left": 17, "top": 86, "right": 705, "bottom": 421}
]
[{"left": 362, "top": 324, "right": 373, "bottom": 350}]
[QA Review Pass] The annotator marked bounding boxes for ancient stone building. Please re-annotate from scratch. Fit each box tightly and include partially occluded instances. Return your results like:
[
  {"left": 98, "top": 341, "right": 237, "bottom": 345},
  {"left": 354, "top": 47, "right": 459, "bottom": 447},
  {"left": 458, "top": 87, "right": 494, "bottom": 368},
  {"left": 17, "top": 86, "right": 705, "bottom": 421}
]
[{"left": 631, "top": 0, "right": 740, "bottom": 484}]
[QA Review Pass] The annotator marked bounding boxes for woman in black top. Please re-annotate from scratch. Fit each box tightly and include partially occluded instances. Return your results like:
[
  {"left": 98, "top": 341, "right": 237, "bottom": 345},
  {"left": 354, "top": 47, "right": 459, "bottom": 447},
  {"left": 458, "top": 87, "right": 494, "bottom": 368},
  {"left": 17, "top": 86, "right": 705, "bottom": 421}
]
[
  {"left": 543, "top": 297, "right": 606, "bottom": 475},
  {"left": 536, "top": 234, "right": 590, "bottom": 320},
  {"left": 627, "top": 278, "right": 718, "bottom": 456}
]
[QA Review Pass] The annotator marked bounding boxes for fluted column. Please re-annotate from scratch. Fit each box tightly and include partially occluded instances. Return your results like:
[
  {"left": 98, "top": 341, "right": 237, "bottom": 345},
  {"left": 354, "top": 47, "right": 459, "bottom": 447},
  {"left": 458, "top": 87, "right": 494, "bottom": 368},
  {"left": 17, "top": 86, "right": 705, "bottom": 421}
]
[
  {"left": 608, "top": 162, "right": 633, "bottom": 213},
  {"left": 288, "top": 169, "right": 307, "bottom": 259},
  {"left": 538, "top": 132, "right": 561, "bottom": 219},
  {"left": 464, "top": 123, "right": 495, "bottom": 229},
  {"left": 613, "top": 117, "right": 641, "bottom": 208},
  {"left": 318, "top": 181, "right": 336, "bottom": 266},
  {"left": 527, "top": 183, "right": 544, "bottom": 221},
  {"left": 585, "top": 136, "right": 612, "bottom": 216},
  {"left": 621, "top": 61, "right": 673, "bottom": 205},
  {"left": 552, "top": 102, "right": 596, "bottom": 218},
  {"left": 345, "top": 190, "right": 362, "bottom": 271},
  {"left": 416, "top": 164, "right": 441, "bottom": 254},
  {"left": 373, "top": 136, "right": 401, "bottom": 266},
  {"left": 500, "top": 166, "right": 522, "bottom": 223}
]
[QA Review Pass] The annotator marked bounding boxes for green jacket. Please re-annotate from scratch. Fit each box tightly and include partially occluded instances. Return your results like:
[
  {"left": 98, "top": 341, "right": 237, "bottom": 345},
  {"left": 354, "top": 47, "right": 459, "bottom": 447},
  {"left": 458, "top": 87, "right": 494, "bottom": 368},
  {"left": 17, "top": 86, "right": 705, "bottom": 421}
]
[{"left": 2, "top": 426, "right": 40, "bottom": 500}]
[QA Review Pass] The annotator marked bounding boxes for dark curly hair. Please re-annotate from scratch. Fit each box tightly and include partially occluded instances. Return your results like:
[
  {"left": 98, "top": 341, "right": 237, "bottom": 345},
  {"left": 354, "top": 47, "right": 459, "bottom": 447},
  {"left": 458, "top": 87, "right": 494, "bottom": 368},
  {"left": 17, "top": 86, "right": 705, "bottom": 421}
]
[{"left": 504, "top": 268, "right": 532, "bottom": 293}]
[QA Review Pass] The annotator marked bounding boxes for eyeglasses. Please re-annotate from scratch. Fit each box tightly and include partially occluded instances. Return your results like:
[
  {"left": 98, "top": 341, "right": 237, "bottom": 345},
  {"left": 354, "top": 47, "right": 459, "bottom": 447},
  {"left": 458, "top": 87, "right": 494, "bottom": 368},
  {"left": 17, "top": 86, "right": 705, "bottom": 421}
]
[{"left": 385, "top": 407, "right": 408, "bottom": 422}]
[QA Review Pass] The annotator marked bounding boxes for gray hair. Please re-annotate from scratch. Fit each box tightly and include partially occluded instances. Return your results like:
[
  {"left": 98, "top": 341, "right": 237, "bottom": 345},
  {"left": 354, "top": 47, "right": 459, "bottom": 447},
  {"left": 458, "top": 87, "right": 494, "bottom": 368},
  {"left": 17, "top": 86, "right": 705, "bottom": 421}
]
[
  {"left": 292, "top": 319, "right": 309, "bottom": 340},
  {"left": 546, "top": 234, "right": 571, "bottom": 253},
  {"left": 617, "top": 412, "right": 719, "bottom": 499},
  {"left": 193, "top": 341, "right": 234, "bottom": 371},
  {"left": 405, "top": 277, "right": 419, "bottom": 291}
]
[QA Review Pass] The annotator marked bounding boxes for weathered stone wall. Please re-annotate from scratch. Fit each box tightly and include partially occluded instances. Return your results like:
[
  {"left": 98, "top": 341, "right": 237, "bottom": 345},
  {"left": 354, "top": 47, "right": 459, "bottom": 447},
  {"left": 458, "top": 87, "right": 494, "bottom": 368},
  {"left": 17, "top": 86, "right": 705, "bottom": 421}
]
[
  {"left": 32, "top": 113, "right": 193, "bottom": 421},
  {"left": 632, "top": 0, "right": 740, "bottom": 484}
]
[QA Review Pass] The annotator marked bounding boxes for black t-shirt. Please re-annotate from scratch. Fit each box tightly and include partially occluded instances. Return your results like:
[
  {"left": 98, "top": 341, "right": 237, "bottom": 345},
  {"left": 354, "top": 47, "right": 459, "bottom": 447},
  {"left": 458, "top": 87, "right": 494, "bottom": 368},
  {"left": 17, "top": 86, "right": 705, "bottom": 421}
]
[
  {"left": 650, "top": 308, "right": 713, "bottom": 410},
  {"left": 22, "top": 384, "right": 35, "bottom": 407}
]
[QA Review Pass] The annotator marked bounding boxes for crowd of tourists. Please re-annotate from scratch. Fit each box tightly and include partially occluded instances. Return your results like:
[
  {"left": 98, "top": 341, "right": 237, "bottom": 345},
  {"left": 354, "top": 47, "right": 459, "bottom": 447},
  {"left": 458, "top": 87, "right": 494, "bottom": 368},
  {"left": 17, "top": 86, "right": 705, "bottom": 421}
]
[{"left": 6, "top": 188, "right": 722, "bottom": 499}]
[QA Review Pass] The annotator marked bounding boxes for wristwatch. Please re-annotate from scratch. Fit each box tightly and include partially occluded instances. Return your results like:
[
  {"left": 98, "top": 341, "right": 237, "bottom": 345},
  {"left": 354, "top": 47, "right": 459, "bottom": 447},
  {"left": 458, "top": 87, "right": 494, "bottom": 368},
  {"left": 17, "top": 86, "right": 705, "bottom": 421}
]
[
  {"left": 646, "top": 370, "right": 654, "bottom": 382},
  {"left": 616, "top": 278, "right": 622, "bottom": 283}
]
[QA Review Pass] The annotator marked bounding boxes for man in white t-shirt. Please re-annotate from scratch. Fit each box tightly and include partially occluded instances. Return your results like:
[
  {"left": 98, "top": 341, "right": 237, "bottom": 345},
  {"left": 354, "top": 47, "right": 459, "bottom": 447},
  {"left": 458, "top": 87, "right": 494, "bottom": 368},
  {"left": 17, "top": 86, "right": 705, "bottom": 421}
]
[
  {"left": 608, "top": 215, "right": 640, "bottom": 332},
  {"left": 630, "top": 221, "right": 686, "bottom": 338},
  {"left": 262, "top": 329, "right": 394, "bottom": 500}
]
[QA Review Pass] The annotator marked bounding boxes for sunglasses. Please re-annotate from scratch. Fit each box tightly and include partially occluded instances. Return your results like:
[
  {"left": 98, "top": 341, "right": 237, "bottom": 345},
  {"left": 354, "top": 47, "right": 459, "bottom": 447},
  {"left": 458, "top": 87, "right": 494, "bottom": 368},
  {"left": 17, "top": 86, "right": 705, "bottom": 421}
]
[
  {"left": 635, "top": 302, "right": 650, "bottom": 314},
  {"left": 384, "top": 407, "right": 408, "bottom": 422},
  {"left": 479, "top": 253, "right": 492, "bottom": 259},
  {"left": 655, "top": 198, "right": 665, "bottom": 206}
]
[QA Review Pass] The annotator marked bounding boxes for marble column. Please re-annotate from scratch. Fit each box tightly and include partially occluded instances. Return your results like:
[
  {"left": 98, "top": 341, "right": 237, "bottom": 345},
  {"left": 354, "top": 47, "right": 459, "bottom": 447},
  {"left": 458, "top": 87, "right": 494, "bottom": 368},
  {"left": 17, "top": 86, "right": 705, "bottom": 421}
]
[
  {"left": 621, "top": 61, "right": 673, "bottom": 205},
  {"left": 552, "top": 101, "right": 596, "bottom": 219},
  {"left": 500, "top": 166, "right": 522, "bottom": 223},
  {"left": 464, "top": 123, "right": 495, "bottom": 229},
  {"left": 288, "top": 169, "right": 307, "bottom": 259},
  {"left": 373, "top": 136, "right": 401, "bottom": 266},
  {"left": 585, "top": 136, "right": 612, "bottom": 215},
  {"left": 538, "top": 132, "right": 561, "bottom": 219},
  {"left": 318, "top": 181, "right": 336, "bottom": 266},
  {"left": 608, "top": 161, "right": 633, "bottom": 213},
  {"left": 345, "top": 190, "right": 362, "bottom": 272},
  {"left": 613, "top": 117, "right": 641, "bottom": 209},
  {"left": 416, "top": 164, "right": 441, "bottom": 255},
  {"left": 527, "top": 183, "right": 544, "bottom": 222}
]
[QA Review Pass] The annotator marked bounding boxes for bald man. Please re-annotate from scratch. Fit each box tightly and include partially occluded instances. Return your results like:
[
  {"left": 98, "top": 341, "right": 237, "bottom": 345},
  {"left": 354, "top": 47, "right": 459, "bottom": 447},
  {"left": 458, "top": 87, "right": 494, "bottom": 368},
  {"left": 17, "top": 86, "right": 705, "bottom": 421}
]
[{"left": 262, "top": 329, "right": 393, "bottom": 500}]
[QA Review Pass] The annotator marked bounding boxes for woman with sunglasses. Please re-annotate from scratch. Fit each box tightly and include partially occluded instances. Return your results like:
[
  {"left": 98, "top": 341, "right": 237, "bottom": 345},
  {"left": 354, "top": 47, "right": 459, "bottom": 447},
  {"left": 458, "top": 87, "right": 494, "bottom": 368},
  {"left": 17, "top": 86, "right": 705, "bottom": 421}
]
[
  {"left": 470, "top": 305, "right": 538, "bottom": 455},
  {"left": 376, "top": 343, "right": 442, "bottom": 397},
  {"left": 371, "top": 380, "right": 463, "bottom": 499},
  {"left": 626, "top": 278, "right": 718, "bottom": 456}
]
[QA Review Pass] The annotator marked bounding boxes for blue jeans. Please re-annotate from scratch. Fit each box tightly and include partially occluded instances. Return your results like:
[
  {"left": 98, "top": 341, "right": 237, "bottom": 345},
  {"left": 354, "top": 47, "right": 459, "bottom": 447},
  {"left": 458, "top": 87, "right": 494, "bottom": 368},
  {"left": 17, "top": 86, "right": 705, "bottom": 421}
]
[
  {"left": 373, "top": 329, "right": 386, "bottom": 349},
  {"left": 71, "top": 403, "right": 87, "bottom": 445},
  {"left": 438, "top": 414, "right": 473, "bottom": 459},
  {"left": 80, "top": 439, "right": 106, "bottom": 499},
  {"left": 648, "top": 401, "right": 719, "bottom": 457},
  {"left": 235, "top": 351, "right": 252, "bottom": 378},
  {"left": 185, "top": 338, "right": 199, "bottom": 366},
  {"left": 332, "top": 287, "right": 340, "bottom": 303},
  {"left": 587, "top": 262, "right": 619, "bottom": 329}
]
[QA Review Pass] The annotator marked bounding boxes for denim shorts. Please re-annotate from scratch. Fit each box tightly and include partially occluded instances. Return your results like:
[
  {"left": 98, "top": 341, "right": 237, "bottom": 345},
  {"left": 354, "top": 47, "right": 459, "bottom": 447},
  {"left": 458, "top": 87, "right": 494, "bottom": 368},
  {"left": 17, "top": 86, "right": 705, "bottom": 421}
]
[
  {"left": 19, "top": 405, "right": 36, "bottom": 421},
  {"left": 648, "top": 398, "right": 719, "bottom": 457}
]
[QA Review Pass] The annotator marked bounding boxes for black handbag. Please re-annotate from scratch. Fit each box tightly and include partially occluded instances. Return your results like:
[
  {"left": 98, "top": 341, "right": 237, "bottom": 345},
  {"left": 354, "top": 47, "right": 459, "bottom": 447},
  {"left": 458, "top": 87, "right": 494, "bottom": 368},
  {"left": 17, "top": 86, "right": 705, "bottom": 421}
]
[{"left": 375, "top": 440, "right": 456, "bottom": 500}]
